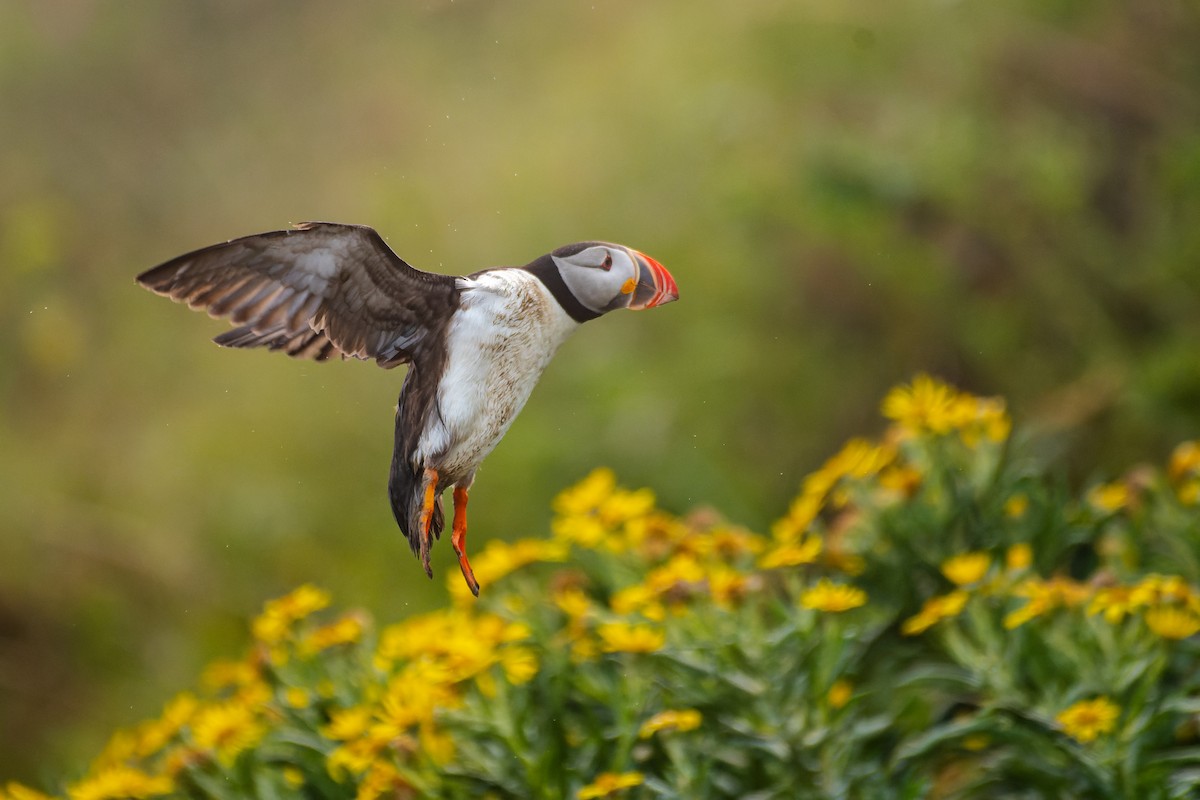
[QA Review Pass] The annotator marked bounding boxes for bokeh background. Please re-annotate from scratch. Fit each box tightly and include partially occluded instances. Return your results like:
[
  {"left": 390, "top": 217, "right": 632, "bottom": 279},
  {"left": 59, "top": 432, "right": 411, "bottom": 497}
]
[{"left": 2, "top": 0, "right": 1198, "bottom": 784}]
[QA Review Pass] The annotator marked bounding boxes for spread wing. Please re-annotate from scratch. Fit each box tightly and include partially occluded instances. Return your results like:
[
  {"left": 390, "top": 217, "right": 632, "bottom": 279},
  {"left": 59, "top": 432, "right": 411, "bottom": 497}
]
[{"left": 136, "top": 222, "right": 460, "bottom": 368}]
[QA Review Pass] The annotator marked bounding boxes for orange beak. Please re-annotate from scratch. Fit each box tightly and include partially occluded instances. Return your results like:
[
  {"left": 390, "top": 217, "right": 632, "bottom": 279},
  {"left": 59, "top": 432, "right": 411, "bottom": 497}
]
[{"left": 628, "top": 250, "right": 679, "bottom": 310}]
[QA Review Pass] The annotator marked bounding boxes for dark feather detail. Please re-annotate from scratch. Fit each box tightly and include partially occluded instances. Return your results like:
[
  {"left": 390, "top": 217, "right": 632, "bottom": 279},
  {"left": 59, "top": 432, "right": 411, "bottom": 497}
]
[
  {"left": 137, "top": 222, "right": 460, "bottom": 368},
  {"left": 387, "top": 361, "right": 448, "bottom": 555},
  {"left": 213, "top": 323, "right": 342, "bottom": 361}
]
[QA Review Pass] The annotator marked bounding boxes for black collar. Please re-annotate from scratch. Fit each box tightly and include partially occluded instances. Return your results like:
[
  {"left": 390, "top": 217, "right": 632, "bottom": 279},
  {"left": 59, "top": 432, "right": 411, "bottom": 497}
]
[{"left": 523, "top": 256, "right": 601, "bottom": 323}]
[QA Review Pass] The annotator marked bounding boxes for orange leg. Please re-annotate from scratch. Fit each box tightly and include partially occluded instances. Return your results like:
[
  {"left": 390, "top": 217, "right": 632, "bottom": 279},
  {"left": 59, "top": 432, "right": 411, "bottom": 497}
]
[
  {"left": 418, "top": 468, "right": 439, "bottom": 577},
  {"left": 452, "top": 486, "right": 480, "bottom": 597}
]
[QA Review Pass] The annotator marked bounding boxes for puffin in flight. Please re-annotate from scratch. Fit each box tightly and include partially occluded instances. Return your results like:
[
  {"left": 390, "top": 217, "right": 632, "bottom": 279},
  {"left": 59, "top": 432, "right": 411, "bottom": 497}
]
[{"left": 136, "top": 222, "right": 678, "bottom": 596}]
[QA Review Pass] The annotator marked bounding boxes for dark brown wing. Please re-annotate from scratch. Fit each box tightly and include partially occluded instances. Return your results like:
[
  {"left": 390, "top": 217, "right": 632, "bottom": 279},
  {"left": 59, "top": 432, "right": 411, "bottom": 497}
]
[{"left": 136, "top": 222, "right": 460, "bottom": 368}]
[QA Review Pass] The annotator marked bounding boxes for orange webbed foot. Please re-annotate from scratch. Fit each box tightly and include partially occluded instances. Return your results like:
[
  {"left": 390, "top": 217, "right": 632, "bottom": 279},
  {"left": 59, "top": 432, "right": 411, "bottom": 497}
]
[
  {"left": 452, "top": 485, "right": 480, "bottom": 597},
  {"left": 418, "top": 468, "right": 439, "bottom": 578}
]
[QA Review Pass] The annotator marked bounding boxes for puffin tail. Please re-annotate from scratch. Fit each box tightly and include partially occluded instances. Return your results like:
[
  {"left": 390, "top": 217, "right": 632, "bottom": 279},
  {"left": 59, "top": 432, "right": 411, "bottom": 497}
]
[{"left": 388, "top": 435, "right": 444, "bottom": 558}]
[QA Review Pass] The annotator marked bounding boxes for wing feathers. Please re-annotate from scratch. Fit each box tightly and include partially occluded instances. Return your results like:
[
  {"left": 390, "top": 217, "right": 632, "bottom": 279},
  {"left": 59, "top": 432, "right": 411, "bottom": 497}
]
[
  {"left": 138, "top": 223, "right": 460, "bottom": 368},
  {"left": 214, "top": 323, "right": 342, "bottom": 361}
]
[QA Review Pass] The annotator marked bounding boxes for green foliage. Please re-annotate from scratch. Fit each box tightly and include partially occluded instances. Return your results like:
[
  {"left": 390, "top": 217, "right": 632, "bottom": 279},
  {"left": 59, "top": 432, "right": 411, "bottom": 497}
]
[{"left": 9, "top": 378, "right": 1200, "bottom": 800}]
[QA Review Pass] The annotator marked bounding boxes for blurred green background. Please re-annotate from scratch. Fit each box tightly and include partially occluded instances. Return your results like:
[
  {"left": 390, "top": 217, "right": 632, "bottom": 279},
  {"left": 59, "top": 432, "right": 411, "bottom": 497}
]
[{"left": 2, "top": 0, "right": 1199, "bottom": 785}]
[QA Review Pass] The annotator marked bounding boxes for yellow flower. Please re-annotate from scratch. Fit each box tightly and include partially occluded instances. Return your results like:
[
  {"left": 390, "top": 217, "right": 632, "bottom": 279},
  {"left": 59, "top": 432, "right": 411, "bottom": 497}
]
[
  {"left": 1169, "top": 441, "right": 1200, "bottom": 482},
  {"left": 709, "top": 526, "right": 767, "bottom": 558},
  {"left": 627, "top": 513, "right": 691, "bottom": 559},
  {"left": 1004, "top": 494, "right": 1029, "bottom": 519},
  {"left": 301, "top": 612, "right": 366, "bottom": 655},
  {"left": 91, "top": 728, "right": 141, "bottom": 771},
  {"left": 1005, "top": 542, "right": 1033, "bottom": 571},
  {"left": 503, "top": 621, "right": 532, "bottom": 642},
  {"left": 826, "top": 438, "right": 895, "bottom": 480},
  {"left": 475, "top": 670, "right": 498, "bottom": 699},
  {"left": 252, "top": 613, "right": 291, "bottom": 648},
  {"left": 824, "top": 544, "right": 867, "bottom": 576},
  {"left": 1056, "top": 697, "right": 1120, "bottom": 743},
  {"left": 327, "top": 737, "right": 384, "bottom": 780},
  {"left": 160, "top": 692, "right": 199, "bottom": 731},
  {"left": 500, "top": 646, "right": 539, "bottom": 684},
  {"left": 252, "top": 584, "right": 331, "bottom": 644},
  {"left": 282, "top": 767, "right": 305, "bottom": 789},
  {"left": 597, "top": 622, "right": 665, "bottom": 654},
  {"left": 99, "top": 699, "right": 192, "bottom": 766},
  {"left": 191, "top": 701, "right": 267, "bottom": 766},
  {"left": 800, "top": 579, "right": 867, "bottom": 613},
  {"left": 554, "top": 468, "right": 617, "bottom": 517},
  {"left": 570, "top": 636, "right": 600, "bottom": 663},
  {"left": 610, "top": 584, "right": 666, "bottom": 621},
  {"left": 882, "top": 376, "right": 1010, "bottom": 444},
  {"left": 828, "top": 679, "right": 853, "bottom": 710},
  {"left": 377, "top": 667, "right": 462, "bottom": 733},
  {"left": 881, "top": 374, "right": 959, "bottom": 435},
  {"left": 645, "top": 554, "right": 707, "bottom": 595},
  {"left": 973, "top": 397, "right": 1012, "bottom": 444},
  {"left": 3, "top": 783, "right": 54, "bottom": 800},
  {"left": 638, "top": 709, "right": 702, "bottom": 738},
  {"left": 68, "top": 766, "right": 173, "bottom": 800},
  {"left": 201, "top": 658, "right": 259, "bottom": 692},
  {"left": 235, "top": 679, "right": 271, "bottom": 710},
  {"left": 1145, "top": 606, "right": 1200, "bottom": 639},
  {"left": 285, "top": 687, "right": 311, "bottom": 709},
  {"left": 577, "top": 771, "right": 645, "bottom": 799},
  {"left": 940, "top": 395, "right": 1011, "bottom": 445},
  {"left": 599, "top": 487, "right": 656, "bottom": 527},
  {"left": 1088, "top": 482, "right": 1131, "bottom": 513},
  {"left": 1089, "top": 587, "right": 1134, "bottom": 624},
  {"left": 879, "top": 464, "right": 922, "bottom": 497},
  {"left": 1130, "top": 574, "right": 1194, "bottom": 607},
  {"left": 161, "top": 747, "right": 203, "bottom": 779},
  {"left": 419, "top": 723, "right": 456, "bottom": 766},
  {"left": 552, "top": 515, "right": 608, "bottom": 548},
  {"left": 772, "top": 493, "right": 823, "bottom": 541},
  {"left": 941, "top": 552, "right": 991, "bottom": 586},
  {"left": 759, "top": 536, "right": 822, "bottom": 569},
  {"left": 708, "top": 565, "right": 750, "bottom": 608},
  {"left": 376, "top": 609, "right": 513, "bottom": 679},
  {"left": 554, "top": 587, "right": 593, "bottom": 620},
  {"left": 901, "top": 590, "right": 969, "bottom": 635},
  {"left": 1003, "top": 577, "right": 1090, "bottom": 629},
  {"left": 270, "top": 583, "right": 331, "bottom": 619},
  {"left": 356, "top": 761, "right": 410, "bottom": 800}
]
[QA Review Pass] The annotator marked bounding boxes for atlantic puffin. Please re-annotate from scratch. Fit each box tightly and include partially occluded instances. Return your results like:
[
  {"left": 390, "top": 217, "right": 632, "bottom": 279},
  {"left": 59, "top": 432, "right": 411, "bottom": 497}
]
[{"left": 136, "top": 222, "right": 678, "bottom": 596}]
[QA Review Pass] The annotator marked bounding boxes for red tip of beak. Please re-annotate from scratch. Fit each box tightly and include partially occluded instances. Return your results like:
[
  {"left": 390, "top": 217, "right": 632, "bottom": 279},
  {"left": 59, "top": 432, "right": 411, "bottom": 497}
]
[{"left": 631, "top": 251, "right": 679, "bottom": 309}]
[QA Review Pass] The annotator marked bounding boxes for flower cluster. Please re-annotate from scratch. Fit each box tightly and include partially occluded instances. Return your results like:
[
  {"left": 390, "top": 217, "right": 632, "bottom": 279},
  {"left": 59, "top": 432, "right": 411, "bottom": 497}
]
[{"left": 8, "top": 376, "right": 1200, "bottom": 800}]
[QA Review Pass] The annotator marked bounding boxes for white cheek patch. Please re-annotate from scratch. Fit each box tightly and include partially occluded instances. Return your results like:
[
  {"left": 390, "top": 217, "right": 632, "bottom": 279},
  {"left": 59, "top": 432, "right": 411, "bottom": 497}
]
[{"left": 554, "top": 254, "right": 626, "bottom": 313}]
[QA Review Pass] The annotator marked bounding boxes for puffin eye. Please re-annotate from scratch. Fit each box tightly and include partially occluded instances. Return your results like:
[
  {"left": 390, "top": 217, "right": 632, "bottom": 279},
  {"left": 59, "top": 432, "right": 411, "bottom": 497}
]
[{"left": 601, "top": 252, "right": 613, "bottom": 271}]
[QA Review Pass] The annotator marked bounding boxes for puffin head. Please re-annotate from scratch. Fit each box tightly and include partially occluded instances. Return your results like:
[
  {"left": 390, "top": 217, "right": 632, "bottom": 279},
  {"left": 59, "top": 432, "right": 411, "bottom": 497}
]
[{"left": 543, "top": 242, "right": 679, "bottom": 321}]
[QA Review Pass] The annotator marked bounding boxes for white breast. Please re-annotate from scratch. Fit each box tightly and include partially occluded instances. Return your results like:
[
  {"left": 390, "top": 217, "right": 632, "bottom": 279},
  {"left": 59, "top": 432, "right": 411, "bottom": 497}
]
[{"left": 415, "top": 269, "right": 579, "bottom": 480}]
